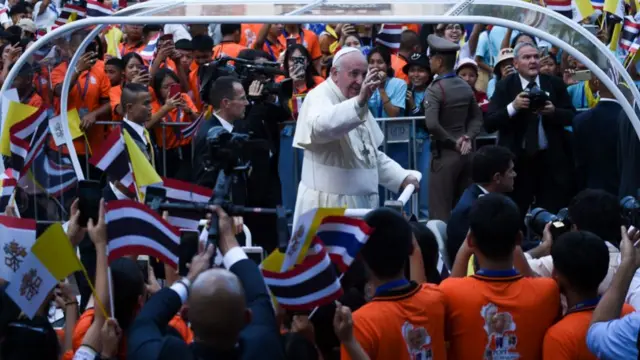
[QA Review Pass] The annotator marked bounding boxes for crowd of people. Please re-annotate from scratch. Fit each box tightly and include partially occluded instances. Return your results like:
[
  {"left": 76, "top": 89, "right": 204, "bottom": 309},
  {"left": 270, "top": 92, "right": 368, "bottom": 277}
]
[{"left": 1, "top": 0, "right": 640, "bottom": 358}]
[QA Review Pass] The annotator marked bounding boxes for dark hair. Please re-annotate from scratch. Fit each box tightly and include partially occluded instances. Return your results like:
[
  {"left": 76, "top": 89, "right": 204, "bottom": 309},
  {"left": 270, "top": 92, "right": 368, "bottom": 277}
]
[
  {"left": 191, "top": 34, "right": 214, "bottom": 52},
  {"left": 471, "top": 146, "right": 515, "bottom": 184},
  {"left": 209, "top": 75, "right": 241, "bottom": 108},
  {"left": 438, "top": 52, "right": 457, "bottom": 72},
  {"left": 400, "top": 30, "right": 421, "bottom": 53},
  {"left": 283, "top": 332, "right": 319, "bottom": 360},
  {"left": 367, "top": 46, "right": 395, "bottom": 78},
  {"left": 106, "top": 57, "right": 125, "bottom": 70},
  {"left": 568, "top": 189, "right": 622, "bottom": 246},
  {"left": 6, "top": 25, "right": 21, "bottom": 38},
  {"left": 9, "top": 2, "right": 28, "bottom": 16},
  {"left": 221, "top": 24, "right": 242, "bottom": 36},
  {"left": 469, "top": 193, "right": 521, "bottom": 260},
  {"left": 142, "top": 25, "right": 162, "bottom": 36},
  {"left": 283, "top": 43, "right": 318, "bottom": 91},
  {"left": 1, "top": 315, "right": 61, "bottom": 359},
  {"left": 551, "top": 231, "right": 609, "bottom": 293},
  {"left": 361, "top": 208, "right": 412, "bottom": 278},
  {"left": 110, "top": 258, "right": 145, "bottom": 331},
  {"left": 151, "top": 68, "right": 180, "bottom": 104},
  {"left": 409, "top": 222, "right": 443, "bottom": 284},
  {"left": 174, "top": 39, "right": 193, "bottom": 51},
  {"left": 511, "top": 33, "right": 537, "bottom": 48},
  {"left": 120, "top": 82, "right": 150, "bottom": 109},
  {"left": 121, "top": 52, "right": 144, "bottom": 75}
]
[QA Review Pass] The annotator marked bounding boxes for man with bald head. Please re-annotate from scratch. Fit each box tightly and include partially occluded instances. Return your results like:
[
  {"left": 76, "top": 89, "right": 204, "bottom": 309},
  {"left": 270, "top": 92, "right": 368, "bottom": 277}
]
[
  {"left": 292, "top": 47, "right": 419, "bottom": 224},
  {"left": 128, "top": 207, "right": 285, "bottom": 360}
]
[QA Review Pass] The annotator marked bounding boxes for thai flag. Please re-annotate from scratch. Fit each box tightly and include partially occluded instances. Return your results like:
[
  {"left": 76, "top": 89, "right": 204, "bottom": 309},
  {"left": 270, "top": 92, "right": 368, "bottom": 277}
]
[
  {"left": 53, "top": 3, "right": 86, "bottom": 28},
  {"left": 160, "top": 177, "right": 213, "bottom": 231},
  {"left": 0, "top": 171, "right": 17, "bottom": 213},
  {"left": 261, "top": 239, "right": 343, "bottom": 311},
  {"left": 30, "top": 147, "right": 77, "bottom": 197},
  {"left": 86, "top": 0, "right": 113, "bottom": 17},
  {"left": 180, "top": 112, "right": 204, "bottom": 140},
  {"left": 105, "top": 200, "right": 181, "bottom": 268},
  {"left": 375, "top": 24, "right": 402, "bottom": 54},
  {"left": 8, "top": 107, "right": 48, "bottom": 178},
  {"left": 545, "top": 0, "right": 573, "bottom": 17},
  {"left": 140, "top": 33, "right": 161, "bottom": 62},
  {"left": 89, "top": 129, "right": 136, "bottom": 192},
  {"left": 315, "top": 216, "right": 372, "bottom": 273},
  {"left": 592, "top": 0, "right": 604, "bottom": 11},
  {"left": 620, "top": 16, "right": 640, "bottom": 51}
]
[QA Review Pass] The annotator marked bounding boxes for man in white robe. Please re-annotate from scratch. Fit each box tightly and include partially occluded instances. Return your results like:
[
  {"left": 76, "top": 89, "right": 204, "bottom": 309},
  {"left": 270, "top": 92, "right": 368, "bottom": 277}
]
[{"left": 292, "top": 47, "right": 420, "bottom": 223}]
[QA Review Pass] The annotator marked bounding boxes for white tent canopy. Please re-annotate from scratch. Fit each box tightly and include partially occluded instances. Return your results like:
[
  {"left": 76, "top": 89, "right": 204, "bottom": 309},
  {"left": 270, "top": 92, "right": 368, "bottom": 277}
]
[{"left": 1, "top": 0, "right": 638, "bottom": 177}]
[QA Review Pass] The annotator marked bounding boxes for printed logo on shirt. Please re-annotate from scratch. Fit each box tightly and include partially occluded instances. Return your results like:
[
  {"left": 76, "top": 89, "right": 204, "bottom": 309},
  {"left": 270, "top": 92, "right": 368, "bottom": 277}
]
[
  {"left": 245, "top": 29, "right": 256, "bottom": 48},
  {"left": 481, "top": 303, "right": 519, "bottom": 360},
  {"left": 90, "top": 76, "right": 97, "bottom": 85},
  {"left": 401, "top": 322, "right": 433, "bottom": 360}
]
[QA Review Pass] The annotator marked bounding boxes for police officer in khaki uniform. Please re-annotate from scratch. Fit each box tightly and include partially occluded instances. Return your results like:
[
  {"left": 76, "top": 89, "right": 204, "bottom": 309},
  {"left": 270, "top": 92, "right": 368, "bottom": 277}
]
[{"left": 424, "top": 34, "right": 483, "bottom": 221}]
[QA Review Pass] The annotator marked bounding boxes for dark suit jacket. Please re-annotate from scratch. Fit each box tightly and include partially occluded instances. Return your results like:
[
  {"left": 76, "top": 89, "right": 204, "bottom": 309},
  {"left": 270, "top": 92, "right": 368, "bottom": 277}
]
[
  {"left": 446, "top": 184, "right": 485, "bottom": 260},
  {"left": 573, "top": 100, "right": 621, "bottom": 195},
  {"left": 485, "top": 73, "right": 575, "bottom": 171},
  {"left": 127, "top": 258, "right": 285, "bottom": 360},
  {"left": 618, "top": 108, "right": 640, "bottom": 199},
  {"left": 121, "top": 120, "right": 158, "bottom": 166}
]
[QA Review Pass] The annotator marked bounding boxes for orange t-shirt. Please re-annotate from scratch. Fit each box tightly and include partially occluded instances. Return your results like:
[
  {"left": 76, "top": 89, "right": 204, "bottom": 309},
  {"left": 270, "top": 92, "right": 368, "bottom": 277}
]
[
  {"left": 277, "top": 29, "right": 322, "bottom": 61},
  {"left": 33, "top": 69, "right": 52, "bottom": 105},
  {"left": 260, "top": 39, "right": 286, "bottom": 62},
  {"left": 439, "top": 272, "right": 561, "bottom": 360},
  {"left": 213, "top": 41, "right": 247, "bottom": 60},
  {"left": 188, "top": 68, "right": 204, "bottom": 112},
  {"left": 151, "top": 93, "right": 198, "bottom": 149},
  {"left": 26, "top": 92, "right": 44, "bottom": 108},
  {"left": 62, "top": 308, "right": 193, "bottom": 360},
  {"left": 391, "top": 54, "right": 409, "bottom": 83},
  {"left": 51, "top": 60, "right": 112, "bottom": 155},
  {"left": 109, "top": 85, "right": 124, "bottom": 121},
  {"left": 119, "top": 41, "right": 145, "bottom": 58},
  {"left": 542, "top": 303, "right": 635, "bottom": 359},
  {"left": 340, "top": 283, "right": 447, "bottom": 360},
  {"left": 240, "top": 23, "right": 263, "bottom": 48}
]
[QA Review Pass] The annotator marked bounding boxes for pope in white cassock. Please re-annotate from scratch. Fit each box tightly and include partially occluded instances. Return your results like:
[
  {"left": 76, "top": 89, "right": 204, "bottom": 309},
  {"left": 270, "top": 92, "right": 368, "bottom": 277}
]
[{"left": 292, "top": 47, "right": 420, "bottom": 223}]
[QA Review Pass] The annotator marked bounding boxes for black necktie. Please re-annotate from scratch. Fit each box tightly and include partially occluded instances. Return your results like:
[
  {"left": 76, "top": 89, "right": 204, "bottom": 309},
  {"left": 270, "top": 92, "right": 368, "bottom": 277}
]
[{"left": 524, "top": 82, "right": 539, "bottom": 155}]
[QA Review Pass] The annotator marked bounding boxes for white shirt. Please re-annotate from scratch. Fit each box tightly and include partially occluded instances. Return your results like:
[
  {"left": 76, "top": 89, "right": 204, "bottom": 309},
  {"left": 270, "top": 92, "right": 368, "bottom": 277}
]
[
  {"left": 124, "top": 118, "right": 147, "bottom": 145},
  {"left": 214, "top": 113, "right": 234, "bottom": 133},
  {"left": 506, "top": 75, "right": 548, "bottom": 150},
  {"left": 164, "top": 24, "right": 191, "bottom": 42}
]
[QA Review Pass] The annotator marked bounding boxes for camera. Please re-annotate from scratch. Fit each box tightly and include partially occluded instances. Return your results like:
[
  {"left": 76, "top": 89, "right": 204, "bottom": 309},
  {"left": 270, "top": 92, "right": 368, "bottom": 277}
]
[
  {"left": 621, "top": 195, "right": 640, "bottom": 228},
  {"left": 205, "top": 126, "right": 250, "bottom": 173},
  {"left": 523, "top": 86, "right": 548, "bottom": 112},
  {"left": 526, "top": 207, "right": 571, "bottom": 239},
  {"left": 198, "top": 56, "right": 293, "bottom": 104}
]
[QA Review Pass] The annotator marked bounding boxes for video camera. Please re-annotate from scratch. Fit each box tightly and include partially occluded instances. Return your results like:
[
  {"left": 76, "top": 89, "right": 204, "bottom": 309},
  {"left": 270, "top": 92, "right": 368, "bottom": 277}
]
[
  {"left": 523, "top": 85, "right": 548, "bottom": 112},
  {"left": 198, "top": 56, "right": 293, "bottom": 105},
  {"left": 526, "top": 207, "right": 571, "bottom": 239},
  {"left": 146, "top": 126, "right": 291, "bottom": 264},
  {"left": 621, "top": 195, "right": 640, "bottom": 228}
]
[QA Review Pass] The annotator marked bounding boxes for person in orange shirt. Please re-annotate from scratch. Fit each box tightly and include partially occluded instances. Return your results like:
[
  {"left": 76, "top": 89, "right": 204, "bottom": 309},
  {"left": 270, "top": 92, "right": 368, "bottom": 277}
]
[
  {"left": 119, "top": 25, "right": 145, "bottom": 57},
  {"left": 188, "top": 34, "right": 214, "bottom": 112},
  {"left": 391, "top": 30, "right": 421, "bottom": 84},
  {"left": 279, "top": 24, "right": 322, "bottom": 73},
  {"left": 174, "top": 39, "right": 198, "bottom": 73},
  {"left": 213, "top": 24, "right": 246, "bottom": 60},
  {"left": 440, "top": 193, "right": 561, "bottom": 360},
  {"left": 105, "top": 57, "right": 124, "bottom": 87},
  {"left": 340, "top": 207, "right": 447, "bottom": 360},
  {"left": 10, "top": 63, "right": 43, "bottom": 108},
  {"left": 542, "top": 231, "right": 635, "bottom": 359},
  {"left": 240, "top": 23, "right": 263, "bottom": 48},
  {"left": 150, "top": 35, "right": 190, "bottom": 94},
  {"left": 148, "top": 68, "right": 198, "bottom": 178},
  {"left": 253, "top": 23, "right": 285, "bottom": 62},
  {"left": 52, "top": 34, "right": 111, "bottom": 180},
  {"left": 109, "top": 52, "right": 150, "bottom": 121}
]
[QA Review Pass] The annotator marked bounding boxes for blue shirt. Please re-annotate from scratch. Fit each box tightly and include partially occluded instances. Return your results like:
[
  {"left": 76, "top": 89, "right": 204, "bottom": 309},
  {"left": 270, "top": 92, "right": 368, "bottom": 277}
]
[
  {"left": 567, "top": 81, "right": 589, "bottom": 110},
  {"left": 368, "top": 77, "right": 407, "bottom": 118},
  {"left": 486, "top": 78, "right": 497, "bottom": 99},
  {"left": 587, "top": 311, "right": 640, "bottom": 359}
]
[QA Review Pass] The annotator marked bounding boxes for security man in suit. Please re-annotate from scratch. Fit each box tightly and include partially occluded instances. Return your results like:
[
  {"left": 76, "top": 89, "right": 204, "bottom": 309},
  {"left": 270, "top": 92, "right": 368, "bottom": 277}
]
[{"left": 424, "top": 34, "right": 483, "bottom": 221}]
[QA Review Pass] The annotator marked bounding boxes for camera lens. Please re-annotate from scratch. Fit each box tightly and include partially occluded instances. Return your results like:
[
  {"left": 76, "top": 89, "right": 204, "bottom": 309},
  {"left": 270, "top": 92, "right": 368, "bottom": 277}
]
[{"left": 526, "top": 208, "right": 558, "bottom": 236}]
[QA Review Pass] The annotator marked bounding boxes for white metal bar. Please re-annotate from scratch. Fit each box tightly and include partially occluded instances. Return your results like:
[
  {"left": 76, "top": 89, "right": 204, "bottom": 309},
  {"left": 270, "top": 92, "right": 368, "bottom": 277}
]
[{"left": 1, "top": 12, "right": 638, "bottom": 156}]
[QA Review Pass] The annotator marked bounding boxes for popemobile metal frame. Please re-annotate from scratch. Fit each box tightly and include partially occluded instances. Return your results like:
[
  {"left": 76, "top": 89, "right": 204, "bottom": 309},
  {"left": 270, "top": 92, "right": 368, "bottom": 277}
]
[{"left": 0, "top": 0, "right": 637, "bottom": 202}]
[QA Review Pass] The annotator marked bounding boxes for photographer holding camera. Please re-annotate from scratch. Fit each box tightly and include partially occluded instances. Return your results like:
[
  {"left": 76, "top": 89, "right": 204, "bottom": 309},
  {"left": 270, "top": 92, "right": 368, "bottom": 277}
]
[{"left": 486, "top": 42, "right": 575, "bottom": 221}]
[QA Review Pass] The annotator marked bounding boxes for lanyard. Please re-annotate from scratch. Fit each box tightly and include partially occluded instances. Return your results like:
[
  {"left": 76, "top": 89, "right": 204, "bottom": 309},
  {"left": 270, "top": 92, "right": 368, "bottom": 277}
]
[
  {"left": 265, "top": 39, "right": 276, "bottom": 60},
  {"left": 475, "top": 268, "right": 519, "bottom": 277},
  {"left": 20, "top": 89, "right": 34, "bottom": 104},
  {"left": 76, "top": 71, "right": 90, "bottom": 99},
  {"left": 567, "top": 297, "right": 600, "bottom": 314},
  {"left": 374, "top": 279, "right": 410, "bottom": 297},
  {"left": 170, "top": 108, "right": 183, "bottom": 140}
]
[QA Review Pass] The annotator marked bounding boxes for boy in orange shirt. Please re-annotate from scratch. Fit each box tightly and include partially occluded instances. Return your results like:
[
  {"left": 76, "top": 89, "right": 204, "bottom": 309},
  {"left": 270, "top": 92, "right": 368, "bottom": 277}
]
[
  {"left": 340, "top": 207, "right": 447, "bottom": 360},
  {"left": 543, "top": 231, "right": 634, "bottom": 359},
  {"left": 213, "top": 24, "right": 246, "bottom": 60},
  {"left": 188, "top": 35, "right": 214, "bottom": 112},
  {"left": 440, "top": 193, "right": 561, "bottom": 360}
]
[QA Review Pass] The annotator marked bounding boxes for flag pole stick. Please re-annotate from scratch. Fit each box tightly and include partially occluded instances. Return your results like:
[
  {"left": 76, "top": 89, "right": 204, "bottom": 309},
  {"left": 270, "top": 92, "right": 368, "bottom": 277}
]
[{"left": 79, "top": 263, "right": 110, "bottom": 319}]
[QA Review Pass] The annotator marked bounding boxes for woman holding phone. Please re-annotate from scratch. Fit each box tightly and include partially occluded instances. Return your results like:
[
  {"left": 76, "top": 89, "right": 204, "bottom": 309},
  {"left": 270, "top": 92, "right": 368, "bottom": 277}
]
[
  {"left": 109, "top": 52, "right": 151, "bottom": 121},
  {"left": 148, "top": 68, "right": 199, "bottom": 178}
]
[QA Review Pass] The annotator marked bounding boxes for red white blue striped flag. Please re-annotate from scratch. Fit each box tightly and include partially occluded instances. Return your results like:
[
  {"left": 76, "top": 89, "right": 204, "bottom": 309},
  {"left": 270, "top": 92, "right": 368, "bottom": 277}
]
[{"left": 315, "top": 216, "right": 372, "bottom": 273}]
